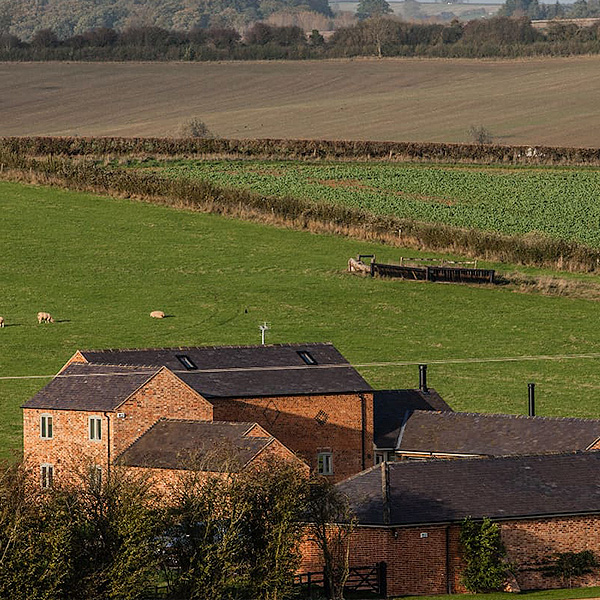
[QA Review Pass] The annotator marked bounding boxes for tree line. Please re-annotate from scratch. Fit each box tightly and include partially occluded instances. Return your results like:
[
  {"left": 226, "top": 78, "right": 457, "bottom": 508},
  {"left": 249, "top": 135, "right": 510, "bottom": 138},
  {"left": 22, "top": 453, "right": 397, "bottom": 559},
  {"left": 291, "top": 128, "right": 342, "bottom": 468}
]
[
  {"left": 2, "top": 16, "right": 600, "bottom": 60},
  {"left": 0, "top": 0, "right": 332, "bottom": 42},
  {"left": 499, "top": 0, "right": 600, "bottom": 20},
  {"left": 0, "top": 457, "right": 353, "bottom": 600}
]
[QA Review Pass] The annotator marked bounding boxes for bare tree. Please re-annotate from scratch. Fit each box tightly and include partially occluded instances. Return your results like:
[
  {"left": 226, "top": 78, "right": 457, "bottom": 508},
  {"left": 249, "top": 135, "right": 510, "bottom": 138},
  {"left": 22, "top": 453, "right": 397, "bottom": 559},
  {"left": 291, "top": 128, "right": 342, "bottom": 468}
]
[
  {"left": 469, "top": 125, "right": 494, "bottom": 144},
  {"left": 176, "top": 117, "right": 214, "bottom": 138},
  {"left": 305, "top": 477, "right": 356, "bottom": 600}
]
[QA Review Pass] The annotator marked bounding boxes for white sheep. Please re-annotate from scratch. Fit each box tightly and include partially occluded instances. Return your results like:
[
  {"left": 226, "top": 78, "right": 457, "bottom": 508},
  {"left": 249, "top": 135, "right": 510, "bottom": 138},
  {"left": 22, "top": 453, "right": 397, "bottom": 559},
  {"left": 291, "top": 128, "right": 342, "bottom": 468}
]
[
  {"left": 0, "top": 316, "right": 4, "bottom": 328},
  {"left": 150, "top": 310, "right": 165, "bottom": 319},
  {"left": 37, "top": 312, "right": 55, "bottom": 324}
]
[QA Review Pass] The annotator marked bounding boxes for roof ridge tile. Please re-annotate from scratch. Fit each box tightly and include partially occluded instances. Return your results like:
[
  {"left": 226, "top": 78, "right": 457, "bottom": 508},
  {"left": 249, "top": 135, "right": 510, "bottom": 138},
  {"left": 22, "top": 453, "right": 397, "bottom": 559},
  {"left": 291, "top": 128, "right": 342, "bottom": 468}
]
[
  {"left": 388, "top": 449, "right": 593, "bottom": 469},
  {"left": 81, "top": 342, "right": 335, "bottom": 354},
  {"left": 412, "top": 410, "right": 600, "bottom": 423}
]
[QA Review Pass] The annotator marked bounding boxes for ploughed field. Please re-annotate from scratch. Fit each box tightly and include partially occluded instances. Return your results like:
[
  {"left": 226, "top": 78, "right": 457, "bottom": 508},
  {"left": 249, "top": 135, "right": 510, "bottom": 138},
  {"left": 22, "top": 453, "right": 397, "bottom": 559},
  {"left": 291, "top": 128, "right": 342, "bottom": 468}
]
[
  {"left": 138, "top": 159, "right": 600, "bottom": 247},
  {"left": 3, "top": 180, "right": 600, "bottom": 458},
  {"left": 4, "top": 56, "right": 600, "bottom": 146}
]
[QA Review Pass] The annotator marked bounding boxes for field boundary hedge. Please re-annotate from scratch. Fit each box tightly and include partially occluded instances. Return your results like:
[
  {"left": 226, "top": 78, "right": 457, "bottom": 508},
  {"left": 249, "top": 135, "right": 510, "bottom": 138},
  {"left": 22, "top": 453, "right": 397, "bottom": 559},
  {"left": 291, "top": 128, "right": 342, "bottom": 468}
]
[
  {"left": 3, "top": 136, "right": 600, "bottom": 166},
  {"left": 2, "top": 148, "right": 600, "bottom": 273}
]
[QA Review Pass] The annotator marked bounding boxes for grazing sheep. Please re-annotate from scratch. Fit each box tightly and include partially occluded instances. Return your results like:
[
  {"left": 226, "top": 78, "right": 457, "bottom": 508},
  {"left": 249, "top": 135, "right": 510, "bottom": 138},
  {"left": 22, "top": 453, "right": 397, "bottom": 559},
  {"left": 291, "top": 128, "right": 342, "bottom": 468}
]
[
  {"left": 150, "top": 310, "right": 165, "bottom": 319},
  {"left": 348, "top": 257, "right": 370, "bottom": 274},
  {"left": 37, "top": 312, "right": 54, "bottom": 324},
  {"left": 0, "top": 317, "right": 4, "bottom": 328}
]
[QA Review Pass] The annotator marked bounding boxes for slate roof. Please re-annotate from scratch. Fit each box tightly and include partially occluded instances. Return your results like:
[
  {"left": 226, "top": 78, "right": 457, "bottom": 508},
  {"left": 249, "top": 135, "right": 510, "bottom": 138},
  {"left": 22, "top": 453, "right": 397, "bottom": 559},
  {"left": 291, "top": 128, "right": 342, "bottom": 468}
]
[
  {"left": 373, "top": 389, "right": 452, "bottom": 449},
  {"left": 397, "top": 411, "right": 600, "bottom": 456},
  {"left": 78, "top": 343, "right": 372, "bottom": 398},
  {"left": 117, "top": 420, "right": 274, "bottom": 471},
  {"left": 338, "top": 451, "right": 600, "bottom": 526},
  {"left": 22, "top": 363, "right": 160, "bottom": 412}
]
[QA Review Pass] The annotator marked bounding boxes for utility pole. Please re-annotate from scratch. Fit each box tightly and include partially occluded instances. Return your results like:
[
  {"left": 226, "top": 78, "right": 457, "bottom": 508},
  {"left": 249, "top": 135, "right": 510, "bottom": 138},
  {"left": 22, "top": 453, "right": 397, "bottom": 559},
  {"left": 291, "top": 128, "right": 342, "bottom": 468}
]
[{"left": 259, "top": 322, "right": 270, "bottom": 345}]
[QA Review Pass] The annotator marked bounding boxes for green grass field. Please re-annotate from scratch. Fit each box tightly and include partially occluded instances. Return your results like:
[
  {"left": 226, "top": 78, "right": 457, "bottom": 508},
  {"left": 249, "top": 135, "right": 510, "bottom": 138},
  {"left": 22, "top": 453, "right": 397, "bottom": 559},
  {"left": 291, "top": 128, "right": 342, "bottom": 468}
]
[
  {"left": 138, "top": 159, "right": 600, "bottom": 247},
  {"left": 395, "top": 588, "right": 600, "bottom": 600},
  {"left": 4, "top": 180, "right": 600, "bottom": 458}
]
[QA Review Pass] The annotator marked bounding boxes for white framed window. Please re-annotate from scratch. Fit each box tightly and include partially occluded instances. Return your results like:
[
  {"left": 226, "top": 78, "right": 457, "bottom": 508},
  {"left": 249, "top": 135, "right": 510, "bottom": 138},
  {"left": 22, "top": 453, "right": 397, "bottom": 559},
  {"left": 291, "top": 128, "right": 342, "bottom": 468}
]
[
  {"left": 89, "top": 416, "right": 102, "bottom": 441},
  {"left": 40, "top": 464, "right": 54, "bottom": 488},
  {"left": 317, "top": 452, "right": 333, "bottom": 475},
  {"left": 40, "top": 414, "right": 53, "bottom": 439}
]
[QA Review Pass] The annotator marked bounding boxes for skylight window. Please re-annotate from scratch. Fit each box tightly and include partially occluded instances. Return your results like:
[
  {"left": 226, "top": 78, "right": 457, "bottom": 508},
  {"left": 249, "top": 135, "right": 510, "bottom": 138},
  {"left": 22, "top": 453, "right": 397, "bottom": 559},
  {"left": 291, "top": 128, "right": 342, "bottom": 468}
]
[
  {"left": 176, "top": 354, "right": 198, "bottom": 370},
  {"left": 297, "top": 350, "right": 318, "bottom": 365}
]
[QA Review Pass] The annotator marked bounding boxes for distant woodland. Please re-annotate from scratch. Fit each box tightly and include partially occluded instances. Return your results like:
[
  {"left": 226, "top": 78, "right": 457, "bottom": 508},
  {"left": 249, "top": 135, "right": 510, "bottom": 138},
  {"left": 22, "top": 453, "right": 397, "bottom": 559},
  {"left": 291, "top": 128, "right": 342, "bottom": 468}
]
[
  {"left": 2, "top": 16, "right": 600, "bottom": 60},
  {"left": 1, "top": 0, "right": 600, "bottom": 59},
  {"left": 0, "top": 0, "right": 332, "bottom": 41}
]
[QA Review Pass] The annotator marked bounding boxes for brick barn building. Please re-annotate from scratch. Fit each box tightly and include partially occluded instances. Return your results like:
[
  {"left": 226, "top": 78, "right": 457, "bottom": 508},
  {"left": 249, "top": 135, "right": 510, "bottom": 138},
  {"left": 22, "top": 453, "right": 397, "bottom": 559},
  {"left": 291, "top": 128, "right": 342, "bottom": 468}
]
[
  {"left": 300, "top": 451, "right": 600, "bottom": 596},
  {"left": 23, "top": 343, "right": 388, "bottom": 485}
]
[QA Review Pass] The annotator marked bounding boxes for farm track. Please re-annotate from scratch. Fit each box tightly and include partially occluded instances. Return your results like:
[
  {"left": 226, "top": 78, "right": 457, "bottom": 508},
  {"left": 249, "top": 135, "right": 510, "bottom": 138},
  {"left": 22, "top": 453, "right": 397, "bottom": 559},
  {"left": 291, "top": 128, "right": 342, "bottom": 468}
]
[{"left": 3, "top": 56, "right": 600, "bottom": 146}]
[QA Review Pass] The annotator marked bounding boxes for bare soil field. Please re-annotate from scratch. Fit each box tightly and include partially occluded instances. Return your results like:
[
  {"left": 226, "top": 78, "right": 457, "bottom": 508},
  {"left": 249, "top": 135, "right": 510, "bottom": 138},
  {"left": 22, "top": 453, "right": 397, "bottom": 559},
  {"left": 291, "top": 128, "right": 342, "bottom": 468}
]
[{"left": 2, "top": 56, "right": 600, "bottom": 146}]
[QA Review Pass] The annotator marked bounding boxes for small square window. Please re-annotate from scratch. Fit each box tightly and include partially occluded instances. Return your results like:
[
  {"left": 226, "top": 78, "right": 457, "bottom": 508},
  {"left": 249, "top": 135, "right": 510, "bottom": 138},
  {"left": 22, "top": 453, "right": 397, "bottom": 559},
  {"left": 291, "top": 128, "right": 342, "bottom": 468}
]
[
  {"left": 317, "top": 452, "right": 333, "bottom": 475},
  {"left": 40, "top": 464, "right": 54, "bottom": 489},
  {"left": 89, "top": 416, "right": 102, "bottom": 441},
  {"left": 298, "top": 351, "right": 318, "bottom": 365},
  {"left": 176, "top": 354, "right": 198, "bottom": 370},
  {"left": 40, "top": 414, "right": 53, "bottom": 439}
]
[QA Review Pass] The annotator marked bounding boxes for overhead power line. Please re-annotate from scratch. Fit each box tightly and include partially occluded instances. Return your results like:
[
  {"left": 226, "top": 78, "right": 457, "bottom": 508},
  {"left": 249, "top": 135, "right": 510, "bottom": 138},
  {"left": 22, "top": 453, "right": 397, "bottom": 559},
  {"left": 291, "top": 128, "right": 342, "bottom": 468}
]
[{"left": 2, "top": 351, "right": 600, "bottom": 381}]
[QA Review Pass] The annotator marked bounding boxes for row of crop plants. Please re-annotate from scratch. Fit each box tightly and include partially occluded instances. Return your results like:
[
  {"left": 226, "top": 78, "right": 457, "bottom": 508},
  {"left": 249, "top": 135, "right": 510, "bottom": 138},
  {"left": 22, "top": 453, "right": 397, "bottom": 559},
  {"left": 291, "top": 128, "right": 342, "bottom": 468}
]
[{"left": 140, "top": 159, "right": 600, "bottom": 249}]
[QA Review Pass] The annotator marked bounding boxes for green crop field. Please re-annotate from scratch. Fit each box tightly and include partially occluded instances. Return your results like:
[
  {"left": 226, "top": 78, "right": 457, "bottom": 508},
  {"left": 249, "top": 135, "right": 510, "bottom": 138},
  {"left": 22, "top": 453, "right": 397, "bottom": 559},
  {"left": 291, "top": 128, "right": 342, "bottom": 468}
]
[
  {"left": 3, "top": 180, "right": 600, "bottom": 459},
  {"left": 139, "top": 159, "right": 600, "bottom": 247}
]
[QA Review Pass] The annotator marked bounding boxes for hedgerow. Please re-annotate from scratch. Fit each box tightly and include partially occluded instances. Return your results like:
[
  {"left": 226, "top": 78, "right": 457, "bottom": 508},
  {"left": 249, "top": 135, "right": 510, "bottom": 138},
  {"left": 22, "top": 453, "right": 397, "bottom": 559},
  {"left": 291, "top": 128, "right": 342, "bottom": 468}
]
[{"left": 3, "top": 136, "right": 600, "bottom": 165}]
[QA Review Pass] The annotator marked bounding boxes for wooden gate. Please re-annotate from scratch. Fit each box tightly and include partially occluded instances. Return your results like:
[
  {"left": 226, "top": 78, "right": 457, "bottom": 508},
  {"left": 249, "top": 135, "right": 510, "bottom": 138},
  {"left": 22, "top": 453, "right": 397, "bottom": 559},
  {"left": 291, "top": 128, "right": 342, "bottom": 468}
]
[{"left": 294, "top": 562, "right": 387, "bottom": 598}]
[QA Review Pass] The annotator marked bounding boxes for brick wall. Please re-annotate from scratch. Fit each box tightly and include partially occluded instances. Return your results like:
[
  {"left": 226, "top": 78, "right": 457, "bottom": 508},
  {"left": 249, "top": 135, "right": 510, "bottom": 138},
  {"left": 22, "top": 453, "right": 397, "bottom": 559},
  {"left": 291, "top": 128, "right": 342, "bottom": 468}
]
[
  {"left": 250, "top": 437, "right": 310, "bottom": 476},
  {"left": 299, "top": 525, "right": 456, "bottom": 596},
  {"left": 502, "top": 515, "right": 600, "bottom": 590},
  {"left": 299, "top": 514, "right": 600, "bottom": 596},
  {"left": 113, "top": 368, "right": 213, "bottom": 457},
  {"left": 23, "top": 408, "right": 110, "bottom": 482},
  {"left": 61, "top": 350, "right": 87, "bottom": 370},
  {"left": 212, "top": 392, "right": 373, "bottom": 482}
]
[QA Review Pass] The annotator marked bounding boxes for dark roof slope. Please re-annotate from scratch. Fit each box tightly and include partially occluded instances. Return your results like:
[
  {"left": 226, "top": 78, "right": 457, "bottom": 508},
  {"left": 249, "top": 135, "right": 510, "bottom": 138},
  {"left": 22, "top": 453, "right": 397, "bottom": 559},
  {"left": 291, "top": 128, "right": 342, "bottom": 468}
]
[
  {"left": 373, "top": 389, "right": 452, "bottom": 449},
  {"left": 22, "top": 363, "right": 160, "bottom": 412},
  {"left": 338, "top": 451, "right": 600, "bottom": 526},
  {"left": 117, "top": 420, "right": 274, "bottom": 471},
  {"left": 79, "top": 343, "right": 372, "bottom": 398},
  {"left": 398, "top": 411, "right": 600, "bottom": 456}
]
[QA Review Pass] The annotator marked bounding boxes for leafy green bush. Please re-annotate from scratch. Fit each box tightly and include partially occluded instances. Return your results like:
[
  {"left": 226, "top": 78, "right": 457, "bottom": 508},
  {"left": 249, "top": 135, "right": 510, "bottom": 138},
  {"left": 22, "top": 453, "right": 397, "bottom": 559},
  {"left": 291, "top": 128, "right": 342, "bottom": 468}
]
[{"left": 460, "top": 517, "right": 509, "bottom": 593}]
